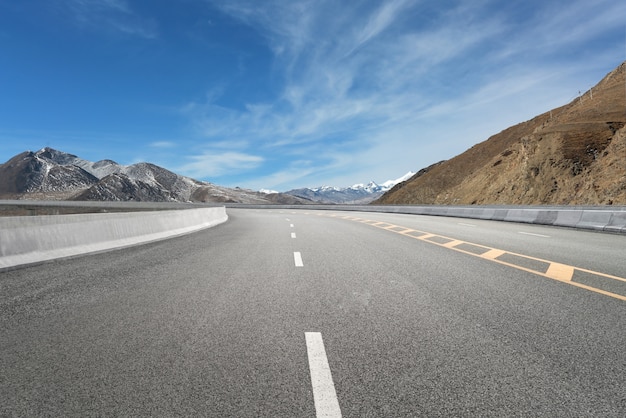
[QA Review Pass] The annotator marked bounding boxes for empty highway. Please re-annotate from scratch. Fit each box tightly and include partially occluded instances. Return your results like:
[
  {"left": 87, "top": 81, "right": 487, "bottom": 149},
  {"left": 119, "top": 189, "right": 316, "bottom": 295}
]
[{"left": 1, "top": 208, "right": 625, "bottom": 416}]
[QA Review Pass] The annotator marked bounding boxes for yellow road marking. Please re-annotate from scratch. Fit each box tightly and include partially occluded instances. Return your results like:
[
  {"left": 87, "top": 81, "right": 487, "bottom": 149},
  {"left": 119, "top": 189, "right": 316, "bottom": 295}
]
[
  {"left": 442, "top": 240, "right": 464, "bottom": 248},
  {"left": 481, "top": 249, "right": 506, "bottom": 260},
  {"left": 545, "top": 263, "right": 575, "bottom": 281},
  {"left": 575, "top": 267, "right": 626, "bottom": 283},
  {"left": 318, "top": 212, "right": 626, "bottom": 302},
  {"left": 560, "top": 282, "right": 626, "bottom": 301},
  {"left": 418, "top": 234, "right": 436, "bottom": 240}
]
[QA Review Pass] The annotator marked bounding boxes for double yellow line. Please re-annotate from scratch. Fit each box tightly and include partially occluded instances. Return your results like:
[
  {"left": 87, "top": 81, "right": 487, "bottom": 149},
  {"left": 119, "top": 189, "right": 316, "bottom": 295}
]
[{"left": 321, "top": 213, "right": 626, "bottom": 302}]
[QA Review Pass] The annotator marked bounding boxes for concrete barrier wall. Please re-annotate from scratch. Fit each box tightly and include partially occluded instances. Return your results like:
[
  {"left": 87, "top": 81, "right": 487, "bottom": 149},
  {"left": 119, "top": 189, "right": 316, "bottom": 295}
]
[
  {"left": 0, "top": 206, "right": 228, "bottom": 270},
  {"left": 2, "top": 202, "right": 623, "bottom": 271},
  {"left": 226, "top": 204, "right": 626, "bottom": 234}
]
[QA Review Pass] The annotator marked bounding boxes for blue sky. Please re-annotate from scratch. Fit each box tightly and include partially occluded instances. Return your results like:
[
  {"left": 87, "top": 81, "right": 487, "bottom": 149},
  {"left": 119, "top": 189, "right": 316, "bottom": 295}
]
[{"left": 1, "top": 0, "right": 624, "bottom": 191}]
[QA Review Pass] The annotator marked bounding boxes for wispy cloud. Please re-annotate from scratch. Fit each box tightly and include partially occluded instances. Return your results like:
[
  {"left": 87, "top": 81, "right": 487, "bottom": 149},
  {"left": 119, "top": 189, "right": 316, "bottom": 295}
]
[
  {"left": 64, "top": 0, "right": 157, "bottom": 38},
  {"left": 186, "top": 0, "right": 625, "bottom": 189},
  {"left": 247, "top": 162, "right": 317, "bottom": 191},
  {"left": 177, "top": 150, "right": 264, "bottom": 179},
  {"left": 150, "top": 141, "right": 176, "bottom": 149},
  {"left": 185, "top": 3, "right": 499, "bottom": 172}
]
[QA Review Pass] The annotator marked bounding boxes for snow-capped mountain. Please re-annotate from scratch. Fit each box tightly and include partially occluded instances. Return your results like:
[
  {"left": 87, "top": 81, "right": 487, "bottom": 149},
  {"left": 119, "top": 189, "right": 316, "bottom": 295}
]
[
  {"left": 0, "top": 147, "right": 308, "bottom": 204},
  {"left": 285, "top": 171, "right": 415, "bottom": 204}
]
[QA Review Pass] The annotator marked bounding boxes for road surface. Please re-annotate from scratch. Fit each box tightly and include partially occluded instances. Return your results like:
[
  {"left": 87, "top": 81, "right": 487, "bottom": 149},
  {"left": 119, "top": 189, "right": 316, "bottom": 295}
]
[{"left": 1, "top": 208, "right": 625, "bottom": 416}]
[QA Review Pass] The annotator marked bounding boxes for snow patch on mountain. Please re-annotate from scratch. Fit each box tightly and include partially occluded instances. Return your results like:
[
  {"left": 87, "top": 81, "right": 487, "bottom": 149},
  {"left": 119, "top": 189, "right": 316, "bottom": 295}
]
[{"left": 284, "top": 171, "right": 415, "bottom": 204}]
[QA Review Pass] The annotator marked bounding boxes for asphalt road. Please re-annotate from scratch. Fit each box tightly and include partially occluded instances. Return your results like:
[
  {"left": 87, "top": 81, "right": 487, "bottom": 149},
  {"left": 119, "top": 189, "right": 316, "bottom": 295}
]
[{"left": 1, "top": 208, "right": 625, "bottom": 417}]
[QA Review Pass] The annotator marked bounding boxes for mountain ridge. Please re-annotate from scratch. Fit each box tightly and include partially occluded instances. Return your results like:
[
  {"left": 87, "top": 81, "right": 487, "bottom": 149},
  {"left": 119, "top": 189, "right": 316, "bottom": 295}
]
[
  {"left": 285, "top": 171, "right": 415, "bottom": 204},
  {"left": 0, "top": 148, "right": 309, "bottom": 204}
]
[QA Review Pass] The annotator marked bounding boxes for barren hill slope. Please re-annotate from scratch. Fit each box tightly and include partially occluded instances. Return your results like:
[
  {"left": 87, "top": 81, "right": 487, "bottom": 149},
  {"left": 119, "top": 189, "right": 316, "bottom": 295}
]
[{"left": 376, "top": 61, "right": 626, "bottom": 205}]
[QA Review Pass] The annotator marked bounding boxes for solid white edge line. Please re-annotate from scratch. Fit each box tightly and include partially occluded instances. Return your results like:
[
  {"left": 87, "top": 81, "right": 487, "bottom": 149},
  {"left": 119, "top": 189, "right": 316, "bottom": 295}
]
[
  {"left": 305, "top": 332, "right": 342, "bottom": 418},
  {"left": 294, "top": 252, "right": 304, "bottom": 267}
]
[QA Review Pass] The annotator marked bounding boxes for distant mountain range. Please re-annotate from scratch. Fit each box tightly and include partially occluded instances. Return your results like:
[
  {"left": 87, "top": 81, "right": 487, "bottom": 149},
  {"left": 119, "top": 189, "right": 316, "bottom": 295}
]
[
  {"left": 0, "top": 147, "right": 419, "bottom": 205},
  {"left": 0, "top": 148, "right": 308, "bottom": 204},
  {"left": 283, "top": 172, "right": 416, "bottom": 204}
]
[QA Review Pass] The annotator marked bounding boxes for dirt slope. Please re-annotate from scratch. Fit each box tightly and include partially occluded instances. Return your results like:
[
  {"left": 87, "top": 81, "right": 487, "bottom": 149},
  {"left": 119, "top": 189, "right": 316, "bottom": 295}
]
[{"left": 376, "top": 61, "right": 626, "bottom": 205}]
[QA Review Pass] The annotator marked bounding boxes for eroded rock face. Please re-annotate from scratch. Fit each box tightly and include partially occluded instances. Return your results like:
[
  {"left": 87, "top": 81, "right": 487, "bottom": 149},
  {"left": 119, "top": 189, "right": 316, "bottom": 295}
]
[{"left": 377, "top": 61, "right": 626, "bottom": 205}]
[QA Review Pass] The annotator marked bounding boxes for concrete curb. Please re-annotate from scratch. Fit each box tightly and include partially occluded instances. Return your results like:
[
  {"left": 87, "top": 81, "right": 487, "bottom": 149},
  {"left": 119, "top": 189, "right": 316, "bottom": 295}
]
[
  {"left": 225, "top": 204, "right": 626, "bottom": 234},
  {"left": 0, "top": 206, "right": 228, "bottom": 270}
]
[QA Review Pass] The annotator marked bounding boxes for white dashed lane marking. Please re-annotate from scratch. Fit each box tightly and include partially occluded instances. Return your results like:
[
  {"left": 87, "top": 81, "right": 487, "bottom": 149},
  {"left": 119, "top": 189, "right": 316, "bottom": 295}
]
[
  {"left": 305, "top": 332, "right": 342, "bottom": 418},
  {"left": 294, "top": 252, "right": 304, "bottom": 267}
]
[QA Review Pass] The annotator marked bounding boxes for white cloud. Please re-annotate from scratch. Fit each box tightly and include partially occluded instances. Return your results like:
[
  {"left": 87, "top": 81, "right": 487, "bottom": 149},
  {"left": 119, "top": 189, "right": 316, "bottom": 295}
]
[
  {"left": 188, "top": 2, "right": 498, "bottom": 148},
  {"left": 245, "top": 164, "right": 317, "bottom": 191},
  {"left": 150, "top": 141, "right": 176, "bottom": 148},
  {"left": 177, "top": 150, "right": 264, "bottom": 179},
  {"left": 345, "top": 0, "right": 415, "bottom": 57}
]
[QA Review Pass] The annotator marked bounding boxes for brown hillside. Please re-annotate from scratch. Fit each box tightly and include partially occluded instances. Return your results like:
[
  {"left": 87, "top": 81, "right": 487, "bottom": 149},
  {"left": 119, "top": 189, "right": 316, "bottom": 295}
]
[{"left": 376, "top": 61, "right": 626, "bottom": 205}]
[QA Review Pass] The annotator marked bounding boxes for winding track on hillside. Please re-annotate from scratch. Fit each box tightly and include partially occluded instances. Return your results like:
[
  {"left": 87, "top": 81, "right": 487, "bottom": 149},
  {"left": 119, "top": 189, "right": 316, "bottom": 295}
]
[{"left": 1, "top": 208, "right": 625, "bottom": 416}]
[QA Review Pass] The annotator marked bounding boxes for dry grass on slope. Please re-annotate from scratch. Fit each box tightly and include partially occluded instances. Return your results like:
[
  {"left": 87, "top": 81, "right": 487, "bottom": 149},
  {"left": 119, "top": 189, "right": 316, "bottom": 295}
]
[{"left": 376, "top": 61, "right": 626, "bottom": 205}]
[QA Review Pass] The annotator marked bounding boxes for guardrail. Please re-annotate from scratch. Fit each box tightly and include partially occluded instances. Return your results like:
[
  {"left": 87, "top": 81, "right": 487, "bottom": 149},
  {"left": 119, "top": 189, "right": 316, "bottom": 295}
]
[
  {"left": 225, "top": 204, "right": 626, "bottom": 234},
  {"left": 0, "top": 206, "right": 228, "bottom": 270}
]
